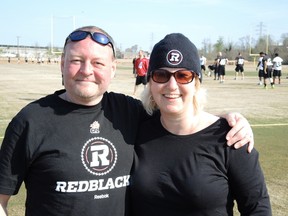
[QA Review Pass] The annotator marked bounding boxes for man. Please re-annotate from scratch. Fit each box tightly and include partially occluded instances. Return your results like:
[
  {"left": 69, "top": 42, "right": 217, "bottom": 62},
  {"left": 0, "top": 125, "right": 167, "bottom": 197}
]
[
  {"left": 262, "top": 53, "right": 274, "bottom": 89},
  {"left": 272, "top": 53, "right": 283, "bottom": 84},
  {"left": 132, "top": 55, "right": 137, "bottom": 77},
  {"left": 0, "top": 26, "right": 253, "bottom": 216},
  {"left": 216, "top": 52, "right": 228, "bottom": 83},
  {"left": 133, "top": 50, "right": 149, "bottom": 95},
  {"left": 200, "top": 54, "right": 208, "bottom": 76},
  {"left": 234, "top": 52, "right": 245, "bottom": 80},
  {"left": 256, "top": 51, "right": 265, "bottom": 85}
]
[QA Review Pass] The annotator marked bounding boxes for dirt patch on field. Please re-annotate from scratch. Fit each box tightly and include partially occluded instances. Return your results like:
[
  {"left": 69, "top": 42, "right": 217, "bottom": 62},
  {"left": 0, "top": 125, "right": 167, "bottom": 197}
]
[
  {"left": 111, "top": 61, "right": 288, "bottom": 124},
  {"left": 0, "top": 61, "right": 287, "bottom": 124}
]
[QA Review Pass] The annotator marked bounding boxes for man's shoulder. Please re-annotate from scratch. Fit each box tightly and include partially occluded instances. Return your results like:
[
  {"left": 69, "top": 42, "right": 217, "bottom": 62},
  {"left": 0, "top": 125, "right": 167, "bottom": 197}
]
[
  {"left": 135, "top": 58, "right": 141, "bottom": 63},
  {"left": 143, "top": 57, "right": 149, "bottom": 63},
  {"left": 273, "top": 56, "right": 283, "bottom": 61},
  {"left": 104, "top": 92, "right": 141, "bottom": 106},
  {"left": 10, "top": 92, "right": 57, "bottom": 124}
]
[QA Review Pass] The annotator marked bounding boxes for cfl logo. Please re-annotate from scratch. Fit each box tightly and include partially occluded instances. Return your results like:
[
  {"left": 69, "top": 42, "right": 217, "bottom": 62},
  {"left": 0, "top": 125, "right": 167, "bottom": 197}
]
[
  {"left": 167, "top": 50, "right": 183, "bottom": 65},
  {"left": 81, "top": 137, "right": 117, "bottom": 176}
]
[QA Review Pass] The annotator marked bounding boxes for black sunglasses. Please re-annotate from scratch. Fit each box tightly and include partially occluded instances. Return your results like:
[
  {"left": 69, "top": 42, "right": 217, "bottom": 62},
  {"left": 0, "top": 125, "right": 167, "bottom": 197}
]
[
  {"left": 64, "top": 30, "right": 115, "bottom": 57},
  {"left": 151, "top": 69, "right": 196, "bottom": 84}
]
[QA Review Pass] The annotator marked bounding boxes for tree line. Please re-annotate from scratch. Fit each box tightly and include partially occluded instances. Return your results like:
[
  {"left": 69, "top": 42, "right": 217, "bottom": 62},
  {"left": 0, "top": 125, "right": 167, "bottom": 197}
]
[{"left": 199, "top": 33, "right": 288, "bottom": 63}]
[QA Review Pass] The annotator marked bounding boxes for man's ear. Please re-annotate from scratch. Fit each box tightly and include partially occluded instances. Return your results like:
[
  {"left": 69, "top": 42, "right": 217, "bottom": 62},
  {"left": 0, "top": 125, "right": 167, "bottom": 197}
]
[
  {"left": 60, "top": 53, "right": 65, "bottom": 72},
  {"left": 111, "top": 59, "right": 117, "bottom": 78},
  {"left": 60, "top": 53, "right": 65, "bottom": 85}
]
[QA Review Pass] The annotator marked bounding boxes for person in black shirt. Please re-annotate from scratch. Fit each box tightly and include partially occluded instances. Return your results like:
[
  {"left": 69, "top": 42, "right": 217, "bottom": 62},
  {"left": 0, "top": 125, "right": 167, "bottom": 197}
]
[
  {"left": 131, "top": 33, "right": 271, "bottom": 216},
  {"left": 262, "top": 53, "right": 275, "bottom": 89},
  {"left": 234, "top": 52, "right": 245, "bottom": 80}
]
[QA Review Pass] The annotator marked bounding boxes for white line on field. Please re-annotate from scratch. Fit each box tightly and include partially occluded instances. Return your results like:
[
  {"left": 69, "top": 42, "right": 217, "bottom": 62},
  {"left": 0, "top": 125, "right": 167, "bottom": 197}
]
[{"left": 251, "top": 123, "right": 288, "bottom": 127}]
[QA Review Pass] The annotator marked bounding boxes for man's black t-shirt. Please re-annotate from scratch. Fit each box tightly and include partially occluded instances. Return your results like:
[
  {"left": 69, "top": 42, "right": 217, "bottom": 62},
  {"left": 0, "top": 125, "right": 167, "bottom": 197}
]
[{"left": 0, "top": 90, "right": 146, "bottom": 216}]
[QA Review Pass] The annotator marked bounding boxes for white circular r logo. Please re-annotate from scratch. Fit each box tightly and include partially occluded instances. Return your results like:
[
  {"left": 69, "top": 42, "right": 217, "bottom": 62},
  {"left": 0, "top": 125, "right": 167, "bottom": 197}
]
[{"left": 81, "top": 137, "right": 117, "bottom": 176}]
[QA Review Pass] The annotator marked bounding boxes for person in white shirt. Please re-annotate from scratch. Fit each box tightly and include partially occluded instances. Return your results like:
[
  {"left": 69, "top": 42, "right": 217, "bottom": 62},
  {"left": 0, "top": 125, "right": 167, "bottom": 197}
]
[
  {"left": 216, "top": 52, "right": 228, "bottom": 83},
  {"left": 256, "top": 52, "right": 265, "bottom": 85},
  {"left": 234, "top": 53, "right": 245, "bottom": 80},
  {"left": 200, "top": 54, "right": 208, "bottom": 76},
  {"left": 272, "top": 53, "right": 283, "bottom": 84}
]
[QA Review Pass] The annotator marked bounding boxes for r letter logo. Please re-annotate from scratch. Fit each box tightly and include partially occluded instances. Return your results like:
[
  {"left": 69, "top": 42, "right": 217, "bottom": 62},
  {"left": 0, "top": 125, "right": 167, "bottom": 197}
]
[
  {"left": 81, "top": 137, "right": 117, "bottom": 176},
  {"left": 166, "top": 49, "right": 183, "bottom": 65}
]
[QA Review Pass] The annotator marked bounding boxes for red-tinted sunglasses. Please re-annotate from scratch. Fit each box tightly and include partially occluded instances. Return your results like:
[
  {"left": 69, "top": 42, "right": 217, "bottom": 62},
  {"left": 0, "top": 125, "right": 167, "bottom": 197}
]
[{"left": 151, "top": 69, "right": 196, "bottom": 84}]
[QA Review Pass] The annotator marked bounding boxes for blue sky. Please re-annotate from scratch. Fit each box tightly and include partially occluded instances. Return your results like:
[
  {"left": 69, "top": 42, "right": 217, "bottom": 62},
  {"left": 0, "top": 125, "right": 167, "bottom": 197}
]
[{"left": 1, "top": 0, "right": 287, "bottom": 51}]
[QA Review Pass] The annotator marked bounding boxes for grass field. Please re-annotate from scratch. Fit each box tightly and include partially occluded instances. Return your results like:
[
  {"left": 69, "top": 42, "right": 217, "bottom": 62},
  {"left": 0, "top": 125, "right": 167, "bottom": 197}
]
[{"left": 0, "top": 61, "right": 287, "bottom": 215}]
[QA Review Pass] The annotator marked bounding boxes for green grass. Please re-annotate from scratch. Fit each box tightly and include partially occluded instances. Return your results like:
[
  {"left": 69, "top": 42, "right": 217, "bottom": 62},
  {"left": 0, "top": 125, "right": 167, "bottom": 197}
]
[
  {"left": 230, "top": 124, "right": 288, "bottom": 215},
  {"left": 254, "top": 126, "right": 288, "bottom": 216}
]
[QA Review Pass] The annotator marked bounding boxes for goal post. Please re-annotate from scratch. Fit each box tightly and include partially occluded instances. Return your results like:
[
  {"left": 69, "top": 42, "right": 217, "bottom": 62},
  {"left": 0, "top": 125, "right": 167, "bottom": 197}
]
[
  {"left": 249, "top": 34, "right": 269, "bottom": 65},
  {"left": 249, "top": 34, "right": 269, "bottom": 53}
]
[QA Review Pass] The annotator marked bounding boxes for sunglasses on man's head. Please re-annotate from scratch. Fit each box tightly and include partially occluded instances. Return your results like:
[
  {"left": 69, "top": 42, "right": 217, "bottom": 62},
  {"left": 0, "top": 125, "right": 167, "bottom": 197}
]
[
  {"left": 151, "top": 69, "right": 196, "bottom": 84},
  {"left": 64, "top": 30, "right": 115, "bottom": 57}
]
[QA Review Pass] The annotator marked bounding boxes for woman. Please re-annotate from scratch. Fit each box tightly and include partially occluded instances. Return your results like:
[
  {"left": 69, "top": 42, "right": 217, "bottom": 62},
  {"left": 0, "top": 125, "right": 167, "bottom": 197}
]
[{"left": 130, "top": 33, "right": 271, "bottom": 215}]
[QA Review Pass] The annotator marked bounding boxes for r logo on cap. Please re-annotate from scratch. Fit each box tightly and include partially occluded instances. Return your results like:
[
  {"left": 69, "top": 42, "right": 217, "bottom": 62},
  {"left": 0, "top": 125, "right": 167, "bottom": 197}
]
[{"left": 166, "top": 50, "right": 183, "bottom": 65}]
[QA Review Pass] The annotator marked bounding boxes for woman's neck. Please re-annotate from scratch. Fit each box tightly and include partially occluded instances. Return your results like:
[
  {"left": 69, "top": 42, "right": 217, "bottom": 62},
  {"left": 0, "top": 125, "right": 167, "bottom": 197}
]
[{"left": 160, "top": 111, "right": 218, "bottom": 135}]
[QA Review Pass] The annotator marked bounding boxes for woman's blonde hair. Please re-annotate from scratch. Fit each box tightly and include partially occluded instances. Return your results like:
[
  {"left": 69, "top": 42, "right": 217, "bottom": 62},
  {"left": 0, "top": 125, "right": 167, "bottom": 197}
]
[{"left": 141, "top": 76, "right": 206, "bottom": 116}]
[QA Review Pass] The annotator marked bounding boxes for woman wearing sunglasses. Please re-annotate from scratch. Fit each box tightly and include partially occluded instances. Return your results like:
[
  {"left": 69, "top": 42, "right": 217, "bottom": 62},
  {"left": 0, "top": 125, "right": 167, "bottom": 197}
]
[{"left": 130, "top": 33, "right": 271, "bottom": 215}]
